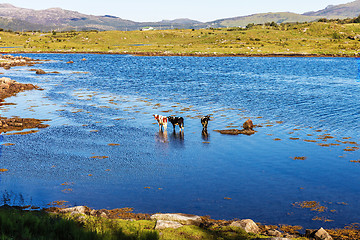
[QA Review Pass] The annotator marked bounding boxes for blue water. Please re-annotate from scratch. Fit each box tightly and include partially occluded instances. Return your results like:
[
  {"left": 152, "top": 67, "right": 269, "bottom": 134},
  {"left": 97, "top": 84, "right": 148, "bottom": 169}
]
[{"left": 0, "top": 54, "right": 359, "bottom": 229}]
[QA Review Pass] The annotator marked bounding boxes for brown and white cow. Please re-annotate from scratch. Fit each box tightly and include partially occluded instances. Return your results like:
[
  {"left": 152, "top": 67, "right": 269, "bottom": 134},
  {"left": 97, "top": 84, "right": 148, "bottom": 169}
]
[{"left": 153, "top": 114, "right": 168, "bottom": 131}]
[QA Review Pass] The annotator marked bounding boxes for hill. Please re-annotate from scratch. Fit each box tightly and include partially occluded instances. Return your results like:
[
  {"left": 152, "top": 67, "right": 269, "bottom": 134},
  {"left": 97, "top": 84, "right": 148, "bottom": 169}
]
[
  {"left": 0, "top": 4, "right": 138, "bottom": 31},
  {"left": 0, "top": 16, "right": 49, "bottom": 31},
  {"left": 209, "top": 12, "right": 320, "bottom": 28},
  {"left": 0, "top": 4, "right": 206, "bottom": 31},
  {"left": 304, "top": 0, "right": 360, "bottom": 18}
]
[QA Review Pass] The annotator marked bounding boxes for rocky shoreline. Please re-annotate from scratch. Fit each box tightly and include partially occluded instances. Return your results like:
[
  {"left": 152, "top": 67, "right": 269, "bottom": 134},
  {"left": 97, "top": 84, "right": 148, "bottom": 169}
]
[
  {"left": 0, "top": 54, "right": 43, "bottom": 70},
  {"left": 0, "top": 55, "right": 49, "bottom": 133},
  {"left": 43, "top": 205, "right": 342, "bottom": 240}
]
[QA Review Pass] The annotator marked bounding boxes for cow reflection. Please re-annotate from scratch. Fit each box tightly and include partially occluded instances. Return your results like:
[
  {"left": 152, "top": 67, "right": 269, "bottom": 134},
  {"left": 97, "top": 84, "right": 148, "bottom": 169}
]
[
  {"left": 171, "top": 130, "right": 184, "bottom": 141},
  {"left": 156, "top": 130, "right": 168, "bottom": 143},
  {"left": 202, "top": 129, "right": 210, "bottom": 141}
]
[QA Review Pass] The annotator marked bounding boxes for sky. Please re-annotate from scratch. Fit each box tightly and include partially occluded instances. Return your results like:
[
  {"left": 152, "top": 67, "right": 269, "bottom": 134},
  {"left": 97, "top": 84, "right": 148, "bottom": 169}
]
[{"left": 1, "top": 0, "right": 355, "bottom": 22}]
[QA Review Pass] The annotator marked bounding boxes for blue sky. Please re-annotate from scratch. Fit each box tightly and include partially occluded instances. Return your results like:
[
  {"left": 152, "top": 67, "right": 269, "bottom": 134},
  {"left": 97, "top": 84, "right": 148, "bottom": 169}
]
[{"left": 2, "top": 0, "right": 354, "bottom": 22}]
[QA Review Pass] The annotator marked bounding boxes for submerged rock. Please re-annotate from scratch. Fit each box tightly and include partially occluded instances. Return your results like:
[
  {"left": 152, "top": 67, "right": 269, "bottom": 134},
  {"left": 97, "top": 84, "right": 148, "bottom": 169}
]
[
  {"left": 214, "top": 129, "right": 255, "bottom": 136},
  {"left": 151, "top": 213, "right": 202, "bottom": 226},
  {"left": 35, "top": 69, "right": 46, "bottom": 74},
  {"left": 214, "top": 119, "right": 256, "bottom": 136}
]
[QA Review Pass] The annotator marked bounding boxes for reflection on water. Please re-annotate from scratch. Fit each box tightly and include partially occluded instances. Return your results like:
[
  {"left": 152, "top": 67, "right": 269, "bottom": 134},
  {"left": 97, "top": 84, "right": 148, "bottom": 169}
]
[
  {"left": 156, "top": 130, "right": 168, "bottom": 143},
  {"left": 170, "top": 130, "right": 184, "bottom": 148},
  {"left": 201, "top": 129, "right": 209, "bottom": 141},
  {"left": 170, "top": 130, "right": 184, "bottom": 141}
]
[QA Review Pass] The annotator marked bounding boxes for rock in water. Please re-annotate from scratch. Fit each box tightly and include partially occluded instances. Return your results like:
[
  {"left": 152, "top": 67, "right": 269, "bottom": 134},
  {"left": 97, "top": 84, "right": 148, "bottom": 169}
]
[
  {"left": 35, "top": 69, "right": 46, "bottom": 74},
  {"left": 243, "top": 119, "right": 254, "bottom": 130}
]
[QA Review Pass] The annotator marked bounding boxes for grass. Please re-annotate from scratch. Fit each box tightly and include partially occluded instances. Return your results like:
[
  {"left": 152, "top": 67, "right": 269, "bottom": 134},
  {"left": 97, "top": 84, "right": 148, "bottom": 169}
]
[
  {"left": 0, "top": 21, "right": 360, "bottom": 56},
  {"left": 0, "top": 207, "right": 158, "bottom": 240},
  {"left": 6, "top": 205, "right": 354, "bottom": 240},
  {"left": 0, "top": 207, "right": 269, "bottom": 240}
]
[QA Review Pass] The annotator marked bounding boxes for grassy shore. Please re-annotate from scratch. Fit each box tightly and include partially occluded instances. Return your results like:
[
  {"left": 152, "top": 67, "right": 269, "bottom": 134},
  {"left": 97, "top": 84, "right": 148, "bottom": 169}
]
[
  {"left": 0, "top": 206, "right": 267, "bottom": 240},
  {"left": 0, "top": 21, "right": 360, "bottom": 57},
  {"left": 0, "top": 205, "right": 359, "bottom": 240}
]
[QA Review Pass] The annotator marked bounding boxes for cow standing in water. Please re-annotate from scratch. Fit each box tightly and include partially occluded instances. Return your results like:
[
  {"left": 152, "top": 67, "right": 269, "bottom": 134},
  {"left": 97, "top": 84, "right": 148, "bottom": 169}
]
[{"left": 153, "top": 114, "right": 168, "bottom": 131}]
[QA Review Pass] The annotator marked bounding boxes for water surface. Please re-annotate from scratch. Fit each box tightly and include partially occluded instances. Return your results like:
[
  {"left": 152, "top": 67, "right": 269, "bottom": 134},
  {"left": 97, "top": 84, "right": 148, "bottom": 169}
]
[{"left": 0, "top": 54, "right": 359, "bottom": 229}]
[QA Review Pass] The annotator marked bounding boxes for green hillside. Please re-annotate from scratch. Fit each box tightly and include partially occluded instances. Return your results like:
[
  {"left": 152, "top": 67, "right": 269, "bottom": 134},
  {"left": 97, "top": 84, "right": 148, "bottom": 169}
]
[
  {"left": 211, "top": 12, "right": 320, "bottom": 27},
  {"left": 0, "top": 20, "right": 360, "bottom": 57}
]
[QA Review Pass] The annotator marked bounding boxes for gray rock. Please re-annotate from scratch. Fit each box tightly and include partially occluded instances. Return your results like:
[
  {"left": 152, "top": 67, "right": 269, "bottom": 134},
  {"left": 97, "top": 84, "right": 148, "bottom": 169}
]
[
  {"left": 151, "top": 213, "right": 202, "bottom": 226},
  {"left": 155, "top": 220, "right": 183, "bottom": 230},
  {"left": 230, "top": 219, "right": 260, "bottom": 234},
  {"left": 60, "top": 206, "right": 90, "bottom": 215},
  {"left": 314, "top": 227, "right": 333, "bottom": 240},
  {"left": 267, "top": 229, "right": 282, "bottom": 237}
]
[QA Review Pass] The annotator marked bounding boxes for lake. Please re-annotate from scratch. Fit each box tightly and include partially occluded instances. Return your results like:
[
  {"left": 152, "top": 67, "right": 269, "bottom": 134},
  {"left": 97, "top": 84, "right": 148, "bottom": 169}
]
[{"left": 0, "top": 54, "right": 359, "bottom": 229}]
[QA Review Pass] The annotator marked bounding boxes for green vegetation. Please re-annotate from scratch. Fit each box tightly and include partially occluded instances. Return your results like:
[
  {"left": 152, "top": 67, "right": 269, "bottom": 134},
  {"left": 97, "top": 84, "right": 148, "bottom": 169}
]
[
  {"left": 0, "top": 207, "right": 157, "bottom": 240},
  {"left": 0, "top": 207, "right": 271, "bottom": 240},
  {"left": 0, "top": 20, "right": 360, "bottom": 56}
]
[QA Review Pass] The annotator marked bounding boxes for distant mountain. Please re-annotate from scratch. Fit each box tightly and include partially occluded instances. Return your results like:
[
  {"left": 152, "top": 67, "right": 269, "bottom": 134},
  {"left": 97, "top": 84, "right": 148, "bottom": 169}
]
[
  {"left": 0, "top": 4, "right": 139, "bottom": 31},
  {"left": 0, "top": 16, "right": 49, "bottom": 31},
  {"left": 159, "top": 18, "right": 203, "bottom": 25},
  {"left": 209, "top": 12, "right": 320, "bottom": 28},
  {"left": 304, "top": 0, "right": 360, "bottom": 18},
  {"left": 0, "top": 1, "right": 359, "bottom": 31},
  {"left": 0, "top": 4, "right": 206, "bottom": 31}
]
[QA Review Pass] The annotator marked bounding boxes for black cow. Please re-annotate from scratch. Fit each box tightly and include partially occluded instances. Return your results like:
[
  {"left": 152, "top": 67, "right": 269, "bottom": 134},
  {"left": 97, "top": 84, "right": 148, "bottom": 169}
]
[
  {"left": 167, "top": 116, "right": 184, "bottom": 131},
  {"left": 201, "top": 115, "right": 210, "bottom": 130}
]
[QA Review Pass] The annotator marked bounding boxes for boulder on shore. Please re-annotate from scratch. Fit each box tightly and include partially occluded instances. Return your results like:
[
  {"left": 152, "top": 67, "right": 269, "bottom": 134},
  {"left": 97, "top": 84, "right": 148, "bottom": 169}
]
[
  {"left": 151, "top": 213, "right": 202, "bottom": 226},
  {"left": 229, "top": 219, "right": 260, "bottom": 234},
  {"left": 155, "top": 220, "right": 183, "bottom": 230},
  {"left": 60, "top": 206, "right": 91, "bottom": 215},
  {"left": 306, "top": 228, "right": 333, "bottom": 240}
]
